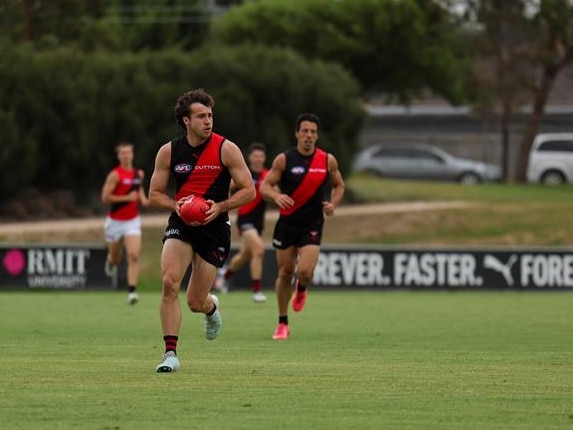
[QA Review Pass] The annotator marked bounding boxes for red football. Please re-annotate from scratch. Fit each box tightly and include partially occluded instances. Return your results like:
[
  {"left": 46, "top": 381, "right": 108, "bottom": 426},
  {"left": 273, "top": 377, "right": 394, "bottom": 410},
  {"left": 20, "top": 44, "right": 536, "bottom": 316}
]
[{"left": 180, "top": 195, "right": 210, "bottom": 225}]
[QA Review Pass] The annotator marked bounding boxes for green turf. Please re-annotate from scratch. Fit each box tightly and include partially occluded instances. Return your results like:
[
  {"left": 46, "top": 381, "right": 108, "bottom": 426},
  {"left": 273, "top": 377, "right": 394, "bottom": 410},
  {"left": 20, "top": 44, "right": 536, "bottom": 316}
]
[
  {"left": 347, "top": 175, "right": 573, "bottom": 203},
  {"left": 1, "top": 290, "right": 573, "bottom": 429}
]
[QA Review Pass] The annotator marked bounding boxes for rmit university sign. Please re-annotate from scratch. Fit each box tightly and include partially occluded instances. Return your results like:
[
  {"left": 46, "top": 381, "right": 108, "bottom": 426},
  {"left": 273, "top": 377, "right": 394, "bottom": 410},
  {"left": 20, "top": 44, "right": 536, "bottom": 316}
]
[
  {"left": 0, "top": 244, "right": 114, "bottom": 290},
  {"left": 312, "top": 246, "right": 573, "bottom": 290}
]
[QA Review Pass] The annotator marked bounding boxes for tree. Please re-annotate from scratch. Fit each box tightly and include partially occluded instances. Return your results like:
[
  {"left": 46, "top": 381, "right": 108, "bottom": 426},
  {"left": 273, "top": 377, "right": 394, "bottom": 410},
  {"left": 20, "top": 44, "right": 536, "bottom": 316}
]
[
  {"left": 210, "top": 0, "right": 468, "bottom": 104},
  {"left": 104, "top": 0, "right": 211, "bottom": 51},
  {"left": 0, "top": 0, "right": 212, "bottom": 52},
  {"left": 464, "top": 0, "right": 573, "bottom": 182},
  {"left": 462, "top": 0, "right": 535, "bottom": 182},
  {"left": 1, "top": 0, "right": 107, "bottom": 45},
  {"left": 0, "top": 41, "right": 365, "bottom": 211}
]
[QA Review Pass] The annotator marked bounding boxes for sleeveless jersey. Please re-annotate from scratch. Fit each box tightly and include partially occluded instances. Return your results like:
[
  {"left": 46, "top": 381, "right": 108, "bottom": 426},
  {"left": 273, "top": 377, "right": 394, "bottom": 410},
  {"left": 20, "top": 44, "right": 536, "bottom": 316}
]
[
  {"left": 279, "top": 148, "right": 329, "bottom": 220},
  {"left": 238, "top": 168, "right": 268, "bottom": 220},
  {"left": 109, "top": 166, "right": 141, "bottom": 221},
  {"left": 170, "top": 133, "right": 231, "bottom": 221}
]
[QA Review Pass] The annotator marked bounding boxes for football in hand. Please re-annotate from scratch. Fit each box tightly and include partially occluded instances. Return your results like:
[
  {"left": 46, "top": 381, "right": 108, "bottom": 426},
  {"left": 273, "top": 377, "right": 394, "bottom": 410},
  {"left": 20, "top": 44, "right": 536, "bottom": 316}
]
[{"left": 180, "top": 195, "right": 210, "bottom": 225}]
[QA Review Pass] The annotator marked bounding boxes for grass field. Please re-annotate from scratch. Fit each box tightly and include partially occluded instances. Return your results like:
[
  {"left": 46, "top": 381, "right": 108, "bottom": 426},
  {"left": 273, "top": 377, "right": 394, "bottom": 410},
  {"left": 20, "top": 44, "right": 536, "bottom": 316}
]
[
  {"left": 2, "top": 177, "right": 573, "bottom": 429},
  {"left": 1, "top": 290, "right": 573, "bottom": 430}
]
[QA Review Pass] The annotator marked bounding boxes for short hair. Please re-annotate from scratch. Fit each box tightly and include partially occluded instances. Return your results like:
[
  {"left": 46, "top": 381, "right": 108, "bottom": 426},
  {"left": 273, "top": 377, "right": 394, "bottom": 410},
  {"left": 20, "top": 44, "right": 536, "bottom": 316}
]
[
  {"left": 175, "top": 88, "right": 215, "bottom": 130},
  {"left": 115, "top": 141, "right": 133, "bottom": 153},
  {"left": 248, "top": 142, "right": 267, "bottom": 154},
  {"left": 295, "top": 113, "right": 321, "bottom": 132}
]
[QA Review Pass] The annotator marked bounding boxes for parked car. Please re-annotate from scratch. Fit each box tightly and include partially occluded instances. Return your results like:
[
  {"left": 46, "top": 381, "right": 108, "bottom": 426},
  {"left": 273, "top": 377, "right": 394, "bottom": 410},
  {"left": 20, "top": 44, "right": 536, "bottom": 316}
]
[
  {"left": 352, "top": 143, "right": 501, "bottom": 184},
  {"left": 526, "top": 133, "right": 573, "bottom": 185}
]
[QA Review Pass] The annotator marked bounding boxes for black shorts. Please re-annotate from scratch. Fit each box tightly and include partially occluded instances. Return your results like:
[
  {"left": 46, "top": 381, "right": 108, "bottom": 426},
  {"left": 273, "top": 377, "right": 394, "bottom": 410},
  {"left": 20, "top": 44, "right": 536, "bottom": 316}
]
[
  {"left": 163, "top": 212, "right": 231, "bottom": 268},
  {"left": 236, "top": 214, "right": 264, "bottom": 235},
  {"left": 271, "top": 215, "right": 324, "bottom": 250}
]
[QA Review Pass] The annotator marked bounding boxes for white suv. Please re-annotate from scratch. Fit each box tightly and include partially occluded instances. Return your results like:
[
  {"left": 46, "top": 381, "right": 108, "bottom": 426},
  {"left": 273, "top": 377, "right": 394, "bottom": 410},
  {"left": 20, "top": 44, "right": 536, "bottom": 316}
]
[{"left": 526, "top": 133, "right": 573, "bottom": 184}]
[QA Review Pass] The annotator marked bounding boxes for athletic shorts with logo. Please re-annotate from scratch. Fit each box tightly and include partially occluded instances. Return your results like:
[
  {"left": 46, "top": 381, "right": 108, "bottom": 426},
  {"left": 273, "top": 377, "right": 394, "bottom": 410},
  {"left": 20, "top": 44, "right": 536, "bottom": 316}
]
[
  {"left": 163, "top": 212, "right": 231, "bottom": 268},
  {"left": 272, "top": 216, "right": 324, "bottom": 249}
]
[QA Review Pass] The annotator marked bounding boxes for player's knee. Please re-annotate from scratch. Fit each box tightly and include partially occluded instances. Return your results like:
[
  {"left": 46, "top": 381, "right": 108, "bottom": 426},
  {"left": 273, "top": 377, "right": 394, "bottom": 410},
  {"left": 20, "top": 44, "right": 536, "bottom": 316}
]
[
  {"left": 278, "top": 269, "right": 294, "bottom": 283},
  {"left": 251, "top": 246, "right": 264, "bottom": 260},
  {"left": 127, "top": 252, "right": 139, "bottom": 264},
  {"left": 187, "top": 297, "right": 205, "bottom": 313},
  {"left": 297, "top": 268, "right": 314, "bottom": 285},
  {"left": 161, "top": 274, "right": 180, "bottom": 298}
]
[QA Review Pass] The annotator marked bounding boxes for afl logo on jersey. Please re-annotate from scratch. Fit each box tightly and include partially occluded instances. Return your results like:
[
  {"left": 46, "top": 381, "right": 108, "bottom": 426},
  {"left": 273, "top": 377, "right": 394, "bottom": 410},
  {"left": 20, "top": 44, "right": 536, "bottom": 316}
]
[
  {"left": 291, "top": 166, "right": 305, "bottom": 175},
  {"left": 174, "top": 164, "right": 192, "bottom": 173}
]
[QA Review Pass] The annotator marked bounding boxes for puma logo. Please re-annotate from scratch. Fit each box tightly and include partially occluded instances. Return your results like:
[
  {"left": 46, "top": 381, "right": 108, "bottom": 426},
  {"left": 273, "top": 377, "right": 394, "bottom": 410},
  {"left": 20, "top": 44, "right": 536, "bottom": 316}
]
[{"left": 483, "top": 254, "right": 518, "bottom": 285}]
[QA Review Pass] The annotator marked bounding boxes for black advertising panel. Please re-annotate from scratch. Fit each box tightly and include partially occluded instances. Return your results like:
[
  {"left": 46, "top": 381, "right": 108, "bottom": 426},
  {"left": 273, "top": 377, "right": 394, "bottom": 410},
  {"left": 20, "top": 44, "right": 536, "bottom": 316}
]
[
  {"left": 228, "top": 245, "right": 573, "bottom": 290},
  {"left": 5, "top": 243, "right": 573, "bottom": 291},
  {"left": 0, "top": 244, "right": 118, "bottom": 290}
]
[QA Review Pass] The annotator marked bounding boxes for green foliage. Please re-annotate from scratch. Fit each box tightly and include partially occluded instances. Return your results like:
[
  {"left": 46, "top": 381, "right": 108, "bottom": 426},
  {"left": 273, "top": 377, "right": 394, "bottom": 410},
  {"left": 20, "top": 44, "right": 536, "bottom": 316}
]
[
  {"left": 103, "top": 0, "right": 212, "bottom": 51},
  {"left": 0, "top": 0, "right": 107, "bottom": 46},
  {"left": 191, "top": 44, "right": 366, "bottom": 160},
  {"left": 0, "top": 0, "right": 213, "bottom": 52},
  {"left": 0, "top": 111, "right": 38, "bottom": 195},
  {"left": 0, "top": 41, "right": 365, "bottom": 209},
  {"left": 212, "top": 0, "right": 468, "bottom": 103}
]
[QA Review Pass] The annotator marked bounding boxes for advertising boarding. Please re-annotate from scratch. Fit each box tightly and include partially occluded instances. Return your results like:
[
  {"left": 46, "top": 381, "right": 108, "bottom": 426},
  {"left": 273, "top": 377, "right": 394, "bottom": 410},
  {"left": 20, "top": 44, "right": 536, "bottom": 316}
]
[
  {"left": 229, "top": 245, "right": 573, "bottom": 290},
  {"left": 2, "top": 243, "right": 573, "bottom": 290},
  {"left": 0, "top": 244, "right": 115, "bottom": 290}
]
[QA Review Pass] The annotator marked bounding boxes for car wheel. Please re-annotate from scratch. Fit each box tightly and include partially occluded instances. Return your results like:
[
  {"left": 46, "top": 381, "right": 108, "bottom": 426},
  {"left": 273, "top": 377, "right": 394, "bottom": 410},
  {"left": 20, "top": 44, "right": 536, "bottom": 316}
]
[
  {"left": 540, "top": 170, "right": 566, "bottom": 185},
  {"left": 457, "top": 172, "right": 481, "bottom": 185}
]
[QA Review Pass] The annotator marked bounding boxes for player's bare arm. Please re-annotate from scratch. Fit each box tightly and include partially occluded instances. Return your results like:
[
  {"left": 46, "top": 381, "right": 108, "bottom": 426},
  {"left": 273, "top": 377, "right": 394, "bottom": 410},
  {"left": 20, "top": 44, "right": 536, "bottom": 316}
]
[
  {"left": 228, "top": 178, "right": 237, "bottom": 194},
  {"left": 203, "top": 141, "right": 255, "bottom": 223},
  {"left": 322, "top": 154, "right": 345, "bottom": 216},
  {"left": 138, "top": 169, "right": 150, "bottom": 207},
  {"left": 149, "top": 143, "right": 178, "bottom": 213},
  {"left": 101, "top": 171, "right": 137, "bottom": 204},
  {"left": 260, "top": 154, "right": 294, "bottom": 209},
  {"left": 101, "top": 171, "right": 118, "bottom": 204}
]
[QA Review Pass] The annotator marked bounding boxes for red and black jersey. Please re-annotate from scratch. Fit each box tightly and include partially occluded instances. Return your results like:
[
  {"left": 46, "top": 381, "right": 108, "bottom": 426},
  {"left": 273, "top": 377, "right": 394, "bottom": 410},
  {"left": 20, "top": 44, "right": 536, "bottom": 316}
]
[
  {"left": 279, "top": 147, "right": 329, "bottom": 220},
  {"left": 109, "top": 166, "right": 142, "bottom": 221},
  {"left": 238, "top": 168, "right": 268, "bottom": 219},
  {"left": 170, "top": 133, "right": 231, "bottom": 221}
]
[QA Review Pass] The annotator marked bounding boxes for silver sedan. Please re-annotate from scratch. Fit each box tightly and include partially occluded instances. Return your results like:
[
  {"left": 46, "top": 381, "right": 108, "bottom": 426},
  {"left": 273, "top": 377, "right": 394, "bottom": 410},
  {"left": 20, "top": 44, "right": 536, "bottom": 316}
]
[{"left": 352, "top": 143, "right": 501, "bottom": 184}]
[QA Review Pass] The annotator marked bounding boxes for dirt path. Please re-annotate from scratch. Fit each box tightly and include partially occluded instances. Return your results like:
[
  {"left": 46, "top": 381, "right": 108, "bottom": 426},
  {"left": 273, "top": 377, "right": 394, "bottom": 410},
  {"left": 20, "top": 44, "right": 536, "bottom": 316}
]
[{"left": 0, "top": 201, "right": 469, "bottom": 235}]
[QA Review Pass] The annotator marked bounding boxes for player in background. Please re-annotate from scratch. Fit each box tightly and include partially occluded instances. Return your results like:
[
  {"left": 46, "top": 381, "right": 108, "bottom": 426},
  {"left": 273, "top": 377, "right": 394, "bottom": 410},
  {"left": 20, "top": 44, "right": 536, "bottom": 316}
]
[
  {"left": 149, "top": 88, "right": 255, "bottom": 373},
  {"left": 101, "top": 141, "right": 150, "bottom": 305},
  {"left": 214, "top": 142, "right": 271, "bottom": 303},
  {"left": 260, "top": 113, "right": 345, "bottom": 340}
]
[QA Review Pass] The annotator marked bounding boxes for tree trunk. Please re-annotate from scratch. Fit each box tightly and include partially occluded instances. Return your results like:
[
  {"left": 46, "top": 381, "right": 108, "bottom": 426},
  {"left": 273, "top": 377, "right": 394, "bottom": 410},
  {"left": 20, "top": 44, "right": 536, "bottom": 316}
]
[
  {"left": 500, "top": 98, "right": 512, "bottom": 183},
  {"left": 515, "top": 66, "right": 559, "bottom": 182},
  {"left": 21, "top": 0, "right": 33, "bottom": 42}
]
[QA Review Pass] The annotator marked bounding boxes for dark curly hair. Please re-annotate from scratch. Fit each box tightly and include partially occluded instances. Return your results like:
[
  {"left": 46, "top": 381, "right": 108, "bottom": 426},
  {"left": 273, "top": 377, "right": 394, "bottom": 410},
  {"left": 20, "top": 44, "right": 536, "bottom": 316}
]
[{"left": 174, "top": 88, "right": 215, "bottom": 130}]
